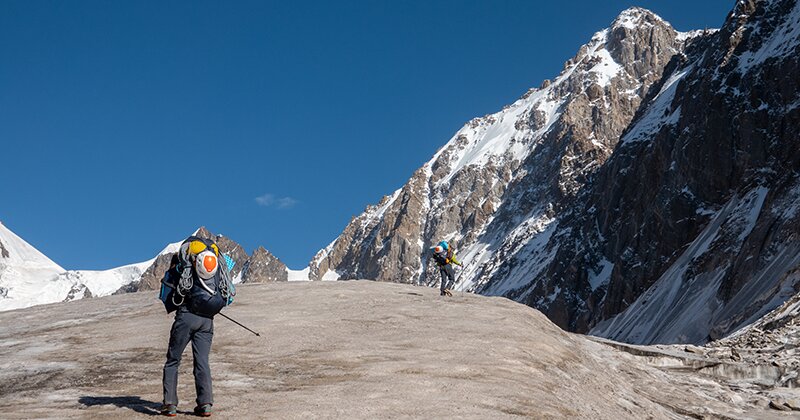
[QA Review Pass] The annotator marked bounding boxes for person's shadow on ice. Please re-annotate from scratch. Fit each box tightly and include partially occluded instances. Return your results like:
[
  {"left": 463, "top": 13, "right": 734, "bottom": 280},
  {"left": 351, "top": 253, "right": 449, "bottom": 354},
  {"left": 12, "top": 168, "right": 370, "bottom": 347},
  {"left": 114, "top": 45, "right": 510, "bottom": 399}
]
[{"left": 79, "top": 396, "right": 161, "bottom": 416}]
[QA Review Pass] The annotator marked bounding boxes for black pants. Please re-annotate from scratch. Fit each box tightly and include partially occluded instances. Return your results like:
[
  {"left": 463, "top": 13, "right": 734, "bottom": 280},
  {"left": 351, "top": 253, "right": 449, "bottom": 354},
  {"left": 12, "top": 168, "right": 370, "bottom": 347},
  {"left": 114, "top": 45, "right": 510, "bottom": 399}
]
[
  {"left": 439, "top": 264, "right": 455, "bottom": 294},
  {"left": 163, "top": 309, "right": 214, "bottom": 406}
]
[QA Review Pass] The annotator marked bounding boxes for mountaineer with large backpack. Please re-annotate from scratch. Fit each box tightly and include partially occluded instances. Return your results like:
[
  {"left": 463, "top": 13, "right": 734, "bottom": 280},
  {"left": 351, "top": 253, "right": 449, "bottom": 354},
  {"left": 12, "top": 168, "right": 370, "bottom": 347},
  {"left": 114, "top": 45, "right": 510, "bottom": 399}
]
[
  {"left": 430, "top": 240, "right": 462, "bottom": 297},
  {"left": 158, "top": 236, "right": 235, "bottom": 417}
]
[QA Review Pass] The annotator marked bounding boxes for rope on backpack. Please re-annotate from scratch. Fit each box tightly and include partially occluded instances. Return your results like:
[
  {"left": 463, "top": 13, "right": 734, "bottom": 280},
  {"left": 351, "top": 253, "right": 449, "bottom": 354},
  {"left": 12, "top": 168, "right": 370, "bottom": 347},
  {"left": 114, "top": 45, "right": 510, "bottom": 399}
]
[
  {"left": 172, "top": 265, "right": 194, "bottom": 306},
  {"left": 218, "top": 260, "right": 232, "bottom": 301}
]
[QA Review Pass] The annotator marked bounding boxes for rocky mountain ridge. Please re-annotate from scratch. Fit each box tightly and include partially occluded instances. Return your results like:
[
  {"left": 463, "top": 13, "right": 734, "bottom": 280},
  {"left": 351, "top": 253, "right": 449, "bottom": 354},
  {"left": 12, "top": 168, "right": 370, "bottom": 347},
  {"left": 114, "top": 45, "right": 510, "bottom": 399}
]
[
  {"left": 310, "top": 7, "right": 694, "bottom": 286},
  {"left": 310, "top": 0, "right": 800, "bottom": 346},
  {"left": 576, "top": 0, "right": 800, "bottom": 343}
]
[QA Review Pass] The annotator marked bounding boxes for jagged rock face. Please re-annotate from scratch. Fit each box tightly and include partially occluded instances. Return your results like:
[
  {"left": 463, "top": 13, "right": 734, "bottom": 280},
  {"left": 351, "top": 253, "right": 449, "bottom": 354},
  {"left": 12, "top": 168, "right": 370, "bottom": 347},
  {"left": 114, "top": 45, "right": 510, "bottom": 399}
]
[
  {"left": 312, "top": 9, "right": 688, "bottom": 291},
  {"left": 242, "top": 247, "right": 289, "bottom": 283},
  {"left": 241, "top": 246, "right": 288, "bottom": 283},
  {"left": 542, "top": 0, "right": 800, "bottom": 342},
  {"left": 500, "top": 36, "right": 717, "bottom": 333},
  {"left": 313, "top": 1, "right": 800, "bottom": 346},
  {"left": 311, "top": 170, "right": 429, "bottom": 283},
  {"left": 135, "top": 253, "right": 175, "bottom": 292}
]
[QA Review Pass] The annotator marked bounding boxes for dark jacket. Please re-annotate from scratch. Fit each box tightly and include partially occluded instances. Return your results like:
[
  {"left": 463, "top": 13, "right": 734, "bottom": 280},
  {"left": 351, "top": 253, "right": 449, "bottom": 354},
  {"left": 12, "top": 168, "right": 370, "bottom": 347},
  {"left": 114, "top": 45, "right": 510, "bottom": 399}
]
[{"left": 432, "top": 248, "right": 461, "bottom": 267}]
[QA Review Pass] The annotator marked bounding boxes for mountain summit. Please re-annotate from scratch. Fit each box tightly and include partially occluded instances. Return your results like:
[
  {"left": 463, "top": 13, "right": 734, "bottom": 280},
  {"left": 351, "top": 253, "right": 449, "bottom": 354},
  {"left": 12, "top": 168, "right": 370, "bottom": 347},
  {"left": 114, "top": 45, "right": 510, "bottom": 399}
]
[{"left": 0, "top": 221, "right": 66, "bottom": 308}]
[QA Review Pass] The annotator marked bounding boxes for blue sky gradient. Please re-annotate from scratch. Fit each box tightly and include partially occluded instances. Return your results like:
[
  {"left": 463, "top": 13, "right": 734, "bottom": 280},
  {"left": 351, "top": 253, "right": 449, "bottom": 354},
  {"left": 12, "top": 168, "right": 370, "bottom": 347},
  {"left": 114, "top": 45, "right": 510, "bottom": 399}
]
[{"left": 1, "top": 0, "right": 734, "bottom": 269}]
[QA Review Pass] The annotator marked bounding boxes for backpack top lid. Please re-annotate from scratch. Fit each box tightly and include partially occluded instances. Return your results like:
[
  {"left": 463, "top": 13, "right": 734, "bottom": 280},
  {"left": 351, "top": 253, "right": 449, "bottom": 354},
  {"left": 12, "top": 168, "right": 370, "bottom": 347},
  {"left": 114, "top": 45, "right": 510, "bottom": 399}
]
[
  {"left": 179, "top": 237, "right": 219, "bottom": 266},
  {"left": 195, "top": 249, "right": 219, "bottom": 280},
  {"left": 187, "top": 239, "right": 219, "bottom": 257},
  {"left": 438, "top": 241, "right": 449, "bottom": 251}
]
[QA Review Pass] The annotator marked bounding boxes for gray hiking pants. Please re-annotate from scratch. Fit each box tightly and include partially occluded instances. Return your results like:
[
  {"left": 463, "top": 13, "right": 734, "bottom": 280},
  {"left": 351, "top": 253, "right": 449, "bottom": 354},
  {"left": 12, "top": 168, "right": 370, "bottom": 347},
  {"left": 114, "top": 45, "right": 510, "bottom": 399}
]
[
  {"left": 163, "top": 309, "right": 214, "bottom": 406},
  {"left": 439, "top": 264, "right": 455, "bottom": 294}
]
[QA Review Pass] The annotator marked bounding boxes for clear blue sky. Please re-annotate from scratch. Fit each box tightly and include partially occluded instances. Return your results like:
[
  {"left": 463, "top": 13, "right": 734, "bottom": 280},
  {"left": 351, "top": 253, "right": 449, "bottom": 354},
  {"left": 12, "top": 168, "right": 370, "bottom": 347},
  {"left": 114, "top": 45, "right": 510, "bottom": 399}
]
[{"left": 1, "top": 0, "right": 734, "bottom": 270}]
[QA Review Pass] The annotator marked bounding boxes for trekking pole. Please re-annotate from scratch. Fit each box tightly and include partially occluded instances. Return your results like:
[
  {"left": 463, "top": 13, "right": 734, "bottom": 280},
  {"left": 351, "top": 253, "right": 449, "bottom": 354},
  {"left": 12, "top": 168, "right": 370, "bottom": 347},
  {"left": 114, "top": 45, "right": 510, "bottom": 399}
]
[{"left": 219, "top": 312, "right": 262, "bottom": 337}]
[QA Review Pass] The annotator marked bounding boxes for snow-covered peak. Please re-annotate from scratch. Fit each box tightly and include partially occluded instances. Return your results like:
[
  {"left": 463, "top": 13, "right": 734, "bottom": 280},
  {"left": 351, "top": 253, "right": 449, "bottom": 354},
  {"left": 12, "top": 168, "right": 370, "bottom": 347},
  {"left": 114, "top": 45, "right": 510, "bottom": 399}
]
[
  {"left": 0, "top": 222, "right": 63, "bottom": 271},
  {"left": 419, "top": 7, "right": 678, "bottom": 189},
  {"left": 0, "top": 223, "right": 72, "bottom": 311},
  {"left": 612, "top": 7, "right": 667, "bottom": 30}
]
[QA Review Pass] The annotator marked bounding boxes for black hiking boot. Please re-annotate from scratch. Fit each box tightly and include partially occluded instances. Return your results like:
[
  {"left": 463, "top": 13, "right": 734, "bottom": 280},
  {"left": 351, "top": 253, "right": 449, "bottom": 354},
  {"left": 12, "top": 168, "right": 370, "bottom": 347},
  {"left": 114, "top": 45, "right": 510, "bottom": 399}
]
[
  {"left": 160, "top": 404, "right": 177, "bottom": 417},
  {"left": 194, "top": 403, "right": 212, "bottom": 417}
]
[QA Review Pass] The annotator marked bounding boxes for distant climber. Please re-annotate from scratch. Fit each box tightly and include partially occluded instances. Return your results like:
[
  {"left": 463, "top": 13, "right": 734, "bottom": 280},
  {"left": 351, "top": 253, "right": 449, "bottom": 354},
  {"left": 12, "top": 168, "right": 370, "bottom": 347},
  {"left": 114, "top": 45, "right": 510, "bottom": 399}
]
[
  {"left": 157, "top": 236, "right": 235, "bottom": 417},
  {"left": 430, "top": 240, "right": 462, "bottom": 296}
]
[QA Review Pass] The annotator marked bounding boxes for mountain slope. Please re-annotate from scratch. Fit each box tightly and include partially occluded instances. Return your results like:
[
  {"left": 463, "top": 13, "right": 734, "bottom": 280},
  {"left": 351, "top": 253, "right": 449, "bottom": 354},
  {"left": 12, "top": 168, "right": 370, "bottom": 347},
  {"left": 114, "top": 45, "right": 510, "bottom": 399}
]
[
  {"left": 312, "top": 0, "right": 800, "bottom": 346},
  {"left": 0, "top": 221, "right": 67, "bottom": 310},
  {"left": 567, "top": 0, "right": 800, "bottom": 343},
  {"left": 478, "top": 0, "right": 800, "bottom": 342},
  {"left": 310, "top": 8, "right": 694, "bottom": 292}
]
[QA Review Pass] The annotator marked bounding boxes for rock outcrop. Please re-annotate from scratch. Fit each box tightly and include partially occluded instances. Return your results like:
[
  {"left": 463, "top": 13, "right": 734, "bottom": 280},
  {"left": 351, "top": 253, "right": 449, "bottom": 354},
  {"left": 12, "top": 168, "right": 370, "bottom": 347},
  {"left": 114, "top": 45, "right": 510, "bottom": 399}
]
[
  {"left": 241, "top": 246, "right": 288, "bottom": 283},
  {"left": 0, "top": 238, "right": 9, "bottom": 259},
  {"left": 63, "top": 283, "right": 92, "bottom": 302},
  {"left": 135, "top": 253, "right": 175, "bottom": 292}
]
